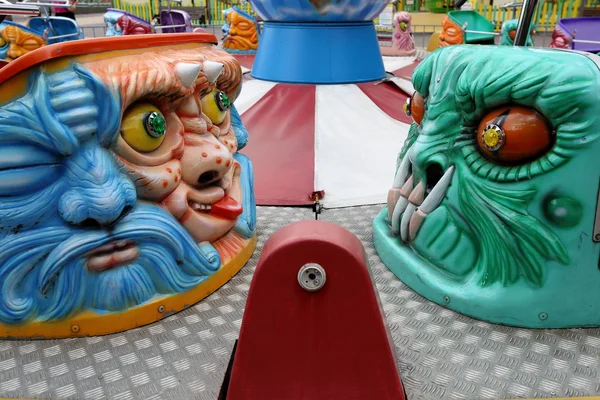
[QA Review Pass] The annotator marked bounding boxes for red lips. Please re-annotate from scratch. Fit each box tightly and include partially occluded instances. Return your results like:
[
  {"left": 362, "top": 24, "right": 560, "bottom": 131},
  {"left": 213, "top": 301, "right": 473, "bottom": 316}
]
[{"left": 210, "top": 195, "right": 243, "bottom": 220}]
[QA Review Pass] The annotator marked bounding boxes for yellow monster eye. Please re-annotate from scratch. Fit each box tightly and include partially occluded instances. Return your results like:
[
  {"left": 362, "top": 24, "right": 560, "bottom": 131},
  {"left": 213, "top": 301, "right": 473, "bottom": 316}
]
[
  {"left": 120, "top": 103, "right": 167, "bottom": 153},
  {"left": 201, "top": 89, "right": 231, "bottom": 125}
]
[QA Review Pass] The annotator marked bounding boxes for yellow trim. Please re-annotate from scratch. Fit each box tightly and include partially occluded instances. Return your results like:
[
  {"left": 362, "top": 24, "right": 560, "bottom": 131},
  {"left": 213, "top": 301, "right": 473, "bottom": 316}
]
[{"left": 0, "top": 235, "right": 256, "bottom": 339}]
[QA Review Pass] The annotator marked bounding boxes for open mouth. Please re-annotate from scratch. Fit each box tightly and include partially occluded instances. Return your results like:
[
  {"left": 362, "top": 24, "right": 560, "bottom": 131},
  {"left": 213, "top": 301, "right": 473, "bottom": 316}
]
[
  {"left": 87, "top": 240, "right": 139, "bottom": 272},
  {"left": 188, "top": 195, "right": 243, "bottom": 220},
  {"left": 388, "top": 156, "right": 455, "bottom": 243}
]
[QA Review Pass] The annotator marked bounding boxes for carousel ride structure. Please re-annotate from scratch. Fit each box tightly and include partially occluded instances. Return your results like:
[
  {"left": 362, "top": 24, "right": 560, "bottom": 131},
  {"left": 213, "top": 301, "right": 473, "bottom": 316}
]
[
  {"left": 439, "top": 9, "right": 534, "bottom": 47},
  {"left": 0, "top": 20, "right": 45, "bottom": 62},
  {"left": 550, "top": 17, "right": 600, "bottom": 54},
  {"left": 0, "top": 33, "right": 257, "bottom": 338},
  {"left": 373, "top": 12, "right": 600, "bottom": 327},
  {"left": 221, "top": 7, "right": 260, "bottom": 55},
  {"left": 104, "top": 2, "right": 194, "bottom": 37},
  {"left": 0, "top": 0, "right": 83, "bottom": 64},
  {"left": 249, "top": 0, "right": 389, "bottom": 84},
  {"left": 104, "top": 8, "right": 153, "bottom": 36},
  {"left": 500, "top": 18, "right": 535, "bottom": 46},
  {"left": 379, "top": 11, "right": 416, "bottom": 57},
  {"left": 235, "top": 0, "right": 421, "bottom": 210},
  {"left": 156, "top": 7, "right": 193, "bottom": 33}
]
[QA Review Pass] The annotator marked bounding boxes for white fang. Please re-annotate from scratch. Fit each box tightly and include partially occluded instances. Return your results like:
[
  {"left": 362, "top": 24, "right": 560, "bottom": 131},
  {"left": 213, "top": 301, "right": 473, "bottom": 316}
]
[
  {"left": 204, "top": 61, "right": 224, "bottom": 83},
  {"left": 176, "top": 63, "right": 201, "bottom": 88}
]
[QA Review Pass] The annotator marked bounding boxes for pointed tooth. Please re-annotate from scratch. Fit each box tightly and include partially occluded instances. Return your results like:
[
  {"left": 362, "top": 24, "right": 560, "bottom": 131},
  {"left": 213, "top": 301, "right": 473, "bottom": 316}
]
[
  {"left": 409, "top": 209, "right": 428, "bottom": 241},
  {"left": 393, "top": 156, "right": 412, "bottom": 188},
  {"left": 408, "top": 181, "right": 425, "bottom": 205},
  {"left": 420, "top": 166, "right": 455, "bottom": 214},
  {"left": 400, "top": 203, "right": 417, "bottom": 242},
  {"left": 387, "top": 188, "right": 403, "bottom": 219},
  {"left": 204, "top": 61, "right": 224, "bottom": 83},
  {"left": 176, "top": 62, "right": 202, "bottom": 88},
  {"left": 391, "top": 196, "right": 409, "bottom": 235},
  {"left": 399, "top": 175, "right": 414, "bottom": 197}
]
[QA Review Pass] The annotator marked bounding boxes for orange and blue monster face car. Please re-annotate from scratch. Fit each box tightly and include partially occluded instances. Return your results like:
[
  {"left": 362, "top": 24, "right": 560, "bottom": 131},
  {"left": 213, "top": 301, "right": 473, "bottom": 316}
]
[{"left": 0, "top": 34, "right": 256, "bottom": 337}]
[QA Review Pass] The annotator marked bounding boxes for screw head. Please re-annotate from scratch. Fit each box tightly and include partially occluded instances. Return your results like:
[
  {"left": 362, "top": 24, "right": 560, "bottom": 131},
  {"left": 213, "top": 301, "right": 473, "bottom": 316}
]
[
  {"left": 443, "top": 296, "right": 450, "bottom": 303},
  {"left": 539, "top": 312, "right": 548, "bottom": 321},
  {"left": 158, "top": 305, "right": 165, "bottom": 313},
  {"left": 71, "top": 325, "right": 80, "bottom": 333},
  {"left": 298, "top": 264, "right": 326, "bottom": 292}
]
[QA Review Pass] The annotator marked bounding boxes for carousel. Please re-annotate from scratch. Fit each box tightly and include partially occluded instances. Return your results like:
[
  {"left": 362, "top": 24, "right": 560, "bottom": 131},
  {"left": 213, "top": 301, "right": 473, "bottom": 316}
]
[{"left": 0, "top": 0, "right": 598, "bottom": 399}]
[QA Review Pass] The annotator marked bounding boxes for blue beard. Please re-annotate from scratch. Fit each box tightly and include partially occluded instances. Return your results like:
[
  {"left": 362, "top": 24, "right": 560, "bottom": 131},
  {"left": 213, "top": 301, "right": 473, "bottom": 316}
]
[{"left": 0, "top": 203, "right": 222, "bottom": 324}]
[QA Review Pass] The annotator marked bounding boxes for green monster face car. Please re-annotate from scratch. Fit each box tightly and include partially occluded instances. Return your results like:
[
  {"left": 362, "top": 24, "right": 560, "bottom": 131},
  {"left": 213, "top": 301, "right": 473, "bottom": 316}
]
[{"left": 374, "top": 45, "right": 600, "bottom": 328}]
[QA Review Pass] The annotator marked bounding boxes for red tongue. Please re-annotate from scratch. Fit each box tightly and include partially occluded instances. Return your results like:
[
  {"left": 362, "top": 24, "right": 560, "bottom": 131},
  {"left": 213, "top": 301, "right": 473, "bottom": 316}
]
[{"left": 210, "top": 195, "right": 243, "bottom": 220}]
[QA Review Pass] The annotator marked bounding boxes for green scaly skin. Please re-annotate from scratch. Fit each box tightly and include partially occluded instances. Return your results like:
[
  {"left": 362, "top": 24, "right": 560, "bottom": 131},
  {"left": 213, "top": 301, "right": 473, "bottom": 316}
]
[{"left": 374, "top": 45, "right": 600, "bottom": 328}]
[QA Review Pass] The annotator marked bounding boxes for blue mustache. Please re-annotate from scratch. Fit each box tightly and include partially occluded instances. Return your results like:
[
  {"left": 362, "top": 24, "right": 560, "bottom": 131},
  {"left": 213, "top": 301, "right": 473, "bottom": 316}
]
[
  {"left": 0, "top": 203, "right": 222, "bottom": 323},
  {"left": 38, "top": 203, "right": 221, "bottom": 294}
]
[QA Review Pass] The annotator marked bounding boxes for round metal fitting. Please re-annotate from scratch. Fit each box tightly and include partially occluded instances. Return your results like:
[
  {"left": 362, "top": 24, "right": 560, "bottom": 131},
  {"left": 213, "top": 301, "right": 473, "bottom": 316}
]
[
  {"left": 403, "top": 96, "right": 412, "bottom": 117},
  {"left": 481, "top": 123, "right": 505, "bottom": 151},
  {"left": 145, "top": 112, "right": 166, "bottom": 138},
  {"left": 158, "top": 305, "right": 165, "bottom": 313},
  {"left": 298, "top": 264, "right": 326, "bottom": 292},
  {"left": 71, "top": 325, "right": 80, "bottom": 333},
  {"left": 443, "top": 295, "right": 450, "bottom": 303},
  {"left": 217, "top": 91, "right": 231, "bottom": 111},
  {"left": 539, "top": 312, "right": 548, "bottom": 321}
]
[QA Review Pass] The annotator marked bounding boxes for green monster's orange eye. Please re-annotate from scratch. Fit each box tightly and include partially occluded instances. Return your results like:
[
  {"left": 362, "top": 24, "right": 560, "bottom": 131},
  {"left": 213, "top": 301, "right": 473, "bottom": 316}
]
[
  {"left": 403, "top": 92, "right": 425, "bottom": 125},
  {"left": 477, "top": 106, "right": 554, "bottom": 164}
]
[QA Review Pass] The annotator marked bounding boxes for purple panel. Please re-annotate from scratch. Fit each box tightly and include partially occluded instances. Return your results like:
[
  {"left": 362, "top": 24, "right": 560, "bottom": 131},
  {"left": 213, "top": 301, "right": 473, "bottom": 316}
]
[
  {"left": 558, "top": 17, "right": 600, "bottom": 53},
  {"left": 159, "top": 10, "right": 192, "bottom": 33}
]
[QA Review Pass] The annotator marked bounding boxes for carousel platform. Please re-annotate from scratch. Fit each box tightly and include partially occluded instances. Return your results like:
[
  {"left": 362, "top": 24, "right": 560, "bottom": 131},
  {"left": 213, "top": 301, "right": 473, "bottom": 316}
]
[{"left": 0, "top": 205, "right": 599, "bottom": 400}]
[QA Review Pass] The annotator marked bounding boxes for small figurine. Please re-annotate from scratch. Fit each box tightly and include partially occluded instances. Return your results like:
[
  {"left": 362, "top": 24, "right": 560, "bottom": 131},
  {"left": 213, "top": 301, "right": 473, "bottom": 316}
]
[
  {"left": 549, "top": 24, "right": 571, "bottom": 49},
  {"left": 500, "top": 19, "right": 534, "bottom": 46},
  {"left": 221, "top": 7, "right": 259, "bottom": 54},
  {"left": 381, "top": 12, "right": 416, "bottom": 57}
]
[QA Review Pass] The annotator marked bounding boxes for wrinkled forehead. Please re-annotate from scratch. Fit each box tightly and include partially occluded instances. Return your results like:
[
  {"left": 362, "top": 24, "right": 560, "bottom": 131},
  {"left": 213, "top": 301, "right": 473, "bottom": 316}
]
[
  {"left": 80, "top": 44, "right": 243, "bottom": 105},
  {"left": 0, "top": 40, "right": 242, "bottom": 155},
  {"left": 0, "top": 42, "right": 242, "bottom": 106}
]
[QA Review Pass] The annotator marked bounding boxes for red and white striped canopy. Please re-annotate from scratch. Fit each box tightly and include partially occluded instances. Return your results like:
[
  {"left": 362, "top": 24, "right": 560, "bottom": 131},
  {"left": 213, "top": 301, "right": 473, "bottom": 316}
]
[{"left": 234, "top": 55, "right": 421, "bottom": 208}]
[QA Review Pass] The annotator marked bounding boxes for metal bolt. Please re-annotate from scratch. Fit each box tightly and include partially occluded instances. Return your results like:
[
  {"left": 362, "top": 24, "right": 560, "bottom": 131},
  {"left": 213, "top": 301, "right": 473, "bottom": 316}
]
[
  {"left": 298, "top": 264, "right": 326, "bottom": 292},
  {"left": 443, "top": 296, "right": 450, "bottom": 303},
  {"left": 539, "top": 312, "right": 548, "bottom": 321},
  {"left": 158, "top": 305, "right": 165, "bottom": 313},
  {"left": 71, "top": 325, "right": 80, "bottom": 333}
]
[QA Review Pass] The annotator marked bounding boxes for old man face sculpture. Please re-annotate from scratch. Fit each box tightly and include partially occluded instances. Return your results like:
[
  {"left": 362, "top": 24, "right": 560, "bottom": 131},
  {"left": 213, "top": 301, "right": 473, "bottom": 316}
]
[
  {"left": 374, "top": 46, "right": 600, "bottom": 328},
  {"left": 0, "top": 35, "right": 256, "bottom": 337}
]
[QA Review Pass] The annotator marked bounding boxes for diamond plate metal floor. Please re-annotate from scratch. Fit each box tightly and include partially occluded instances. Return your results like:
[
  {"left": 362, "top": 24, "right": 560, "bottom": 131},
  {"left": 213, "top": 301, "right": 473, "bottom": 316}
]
[{"left": 0, "top": 205, "right": 599, "bottom": 399}]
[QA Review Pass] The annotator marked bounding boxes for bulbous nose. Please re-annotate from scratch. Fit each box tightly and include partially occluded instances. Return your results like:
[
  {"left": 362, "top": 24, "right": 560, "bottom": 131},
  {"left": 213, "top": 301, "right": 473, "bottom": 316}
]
[
  {"left": 58, "top": 144, "right": 137, "bottom": 227},
  {"left": 181, "top": 135, "right": 234, "bottom": 188}
]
